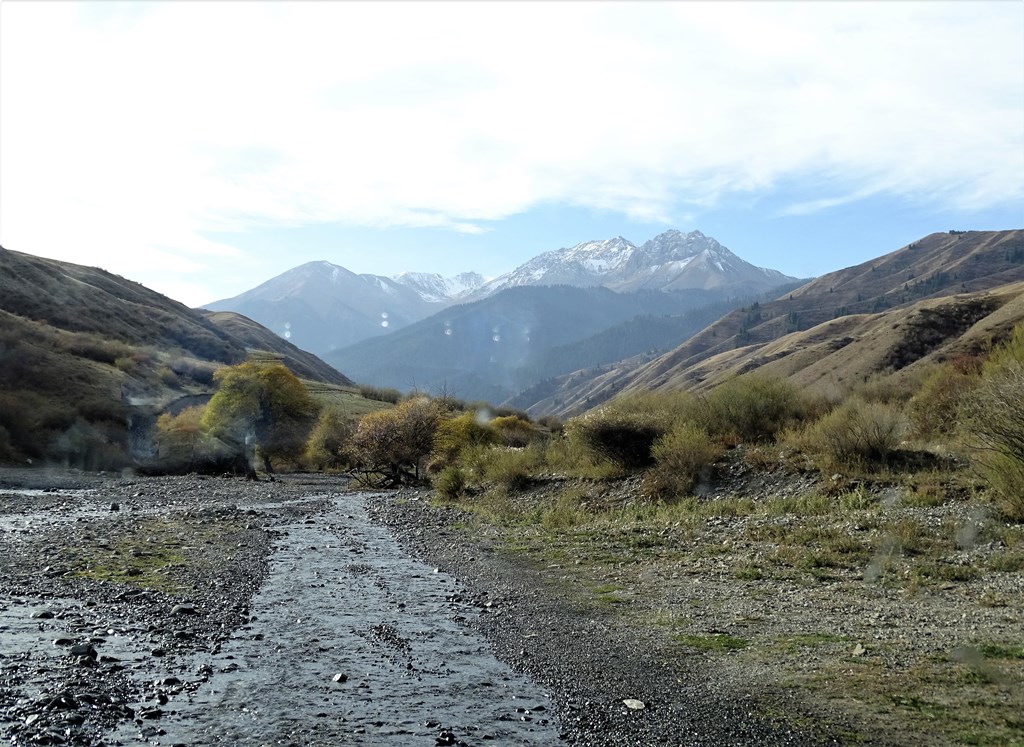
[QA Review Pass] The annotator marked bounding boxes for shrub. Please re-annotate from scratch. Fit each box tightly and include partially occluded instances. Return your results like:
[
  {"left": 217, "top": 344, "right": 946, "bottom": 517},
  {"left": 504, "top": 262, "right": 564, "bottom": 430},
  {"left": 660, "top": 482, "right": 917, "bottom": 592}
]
[
  {"left": 491, "top": 415, "right": 537, "bottom": 447},
  {"left": 432, "top": 412, "right": 498, "bottom": 466},
  {"left": 48, "top": 418, "right": 128, "bottom": 471},
  {"left": 798, "top": 398, "right": 907, "bottom": 470},
  {"left": 483, "top": 445, "right": 544, "bottom": 492},
  {"left": 202, "top": 361, "right": 319, "bottom": 474},
  {"left": 566, "top": 409, "right": 664, "bottom": 470},
  {"left": 543, "top": 435, "right": 623, "bottom": 479},
  {"left": 536, "top": 414, "right": 564, "bottom": 434},
  {"left": 358, "top": 384, "right": 403, "bottom": 404},
  {"left": 351, "top": 397, "right": 442, "bottom": 485},
  {"left": 964, "top": 325, "right": 1024, "bottom": 521},
  {"left": 908, "top": 360, "right": 979, "bottom": 439},
  {"left": 304, "top": 407, "right": 355, "bottom": 471},
  {"left": 643, "top": 423, "right": 723, "bottom": 499},
  {"left": 702, "top": 374, "right": 808, "bottom": 443},
  {"left": 155, "top": 406, "right": 207, "bottom": 468},
  {"left": 169, "top": 357, "right": 216, "bottom": 385},
  {"left": 433, "top": 466, "right": 467, "bottom": 500}
]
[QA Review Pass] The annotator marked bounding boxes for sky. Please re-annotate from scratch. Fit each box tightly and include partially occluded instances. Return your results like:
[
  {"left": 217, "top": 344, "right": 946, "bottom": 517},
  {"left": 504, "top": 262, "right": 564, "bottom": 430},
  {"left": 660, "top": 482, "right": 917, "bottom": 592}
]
[{"left": 1, "top": 1, "right": 1022, "bottom": 308}]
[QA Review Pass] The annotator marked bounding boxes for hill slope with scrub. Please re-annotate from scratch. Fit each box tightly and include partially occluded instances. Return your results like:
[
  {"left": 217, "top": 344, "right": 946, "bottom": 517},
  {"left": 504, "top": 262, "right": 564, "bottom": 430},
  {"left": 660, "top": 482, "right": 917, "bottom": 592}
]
[
  {"left": 524, "top": 230, "right": 1024, "bottom": 416},
  {"left": 0, "top": 246, "right": 352, "bottom": 467}
]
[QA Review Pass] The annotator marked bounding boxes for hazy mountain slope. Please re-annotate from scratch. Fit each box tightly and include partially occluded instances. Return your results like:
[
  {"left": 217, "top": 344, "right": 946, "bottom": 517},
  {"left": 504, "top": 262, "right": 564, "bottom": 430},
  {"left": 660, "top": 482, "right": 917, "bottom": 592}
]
[
  {"left": 204, "top": 261, "right": 453, "bottom": 354},
  {"left": 325, "top": 285, "right": 736, "bottom": 402},
  {"left": 205, "top": 263, "right": 486, "bottom": 355},
  {"left": 521, "top": 230, "right": 1024, "bottom": 416}
]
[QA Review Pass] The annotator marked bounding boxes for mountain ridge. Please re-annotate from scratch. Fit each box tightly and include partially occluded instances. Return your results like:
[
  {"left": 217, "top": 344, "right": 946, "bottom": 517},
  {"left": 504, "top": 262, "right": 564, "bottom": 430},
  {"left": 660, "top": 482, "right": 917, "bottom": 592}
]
[
  {"left": 472, "top": 229, "right": 796, "bottom": 298},
  {"left": 204, "top": 229, "right": 795, "bottom": 356},
  {"left": 516, "top": 230, "right": 1024, "bottom": 416}
]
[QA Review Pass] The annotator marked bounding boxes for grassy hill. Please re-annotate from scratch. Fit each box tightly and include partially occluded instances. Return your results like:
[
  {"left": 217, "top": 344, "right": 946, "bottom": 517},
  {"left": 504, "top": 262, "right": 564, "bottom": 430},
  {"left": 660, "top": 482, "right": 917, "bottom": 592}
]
[{"left": 0, "top": 246, "right": 353, "bottom": 467}]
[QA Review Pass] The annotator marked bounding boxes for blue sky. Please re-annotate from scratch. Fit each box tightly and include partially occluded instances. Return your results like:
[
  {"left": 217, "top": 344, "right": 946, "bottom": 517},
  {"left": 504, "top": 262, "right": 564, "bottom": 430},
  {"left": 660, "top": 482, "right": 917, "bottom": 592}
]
[{"left": 1, "top": 1, "right": 1021, "bottom": 307}]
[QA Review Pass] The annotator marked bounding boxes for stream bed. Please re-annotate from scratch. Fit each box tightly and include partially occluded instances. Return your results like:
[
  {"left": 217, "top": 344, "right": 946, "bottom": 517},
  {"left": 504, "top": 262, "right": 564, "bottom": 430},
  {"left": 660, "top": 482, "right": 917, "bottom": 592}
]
[
  {"left": 0, "top": 478, "right": 560, "bottom": 747},
  {"left": 112, "top": 493, "right": 560, "bottom": 746}
]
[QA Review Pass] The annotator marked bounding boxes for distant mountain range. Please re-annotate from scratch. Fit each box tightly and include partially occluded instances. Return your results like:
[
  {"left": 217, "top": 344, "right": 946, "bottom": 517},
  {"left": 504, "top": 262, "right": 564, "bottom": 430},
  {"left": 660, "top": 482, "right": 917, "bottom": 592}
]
[
  {"left": 205, "top": 230, "right": 797, "bottom": 356},
  {"left": 322, "top": 284, "right": 786, "bottom": 405},
  {"left": 204, "top": 263, "right": 485, "bottom": 355},
  {"left": 515, "top": 230, "right": 1024, "bottom": 416}
]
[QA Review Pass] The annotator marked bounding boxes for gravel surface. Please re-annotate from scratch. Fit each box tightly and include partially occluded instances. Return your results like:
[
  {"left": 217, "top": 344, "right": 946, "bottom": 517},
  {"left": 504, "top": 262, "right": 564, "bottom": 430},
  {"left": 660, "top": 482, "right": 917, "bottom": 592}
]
[
  {"left": 366, "top": 489, "right": 847, "bottom": 747},
  {"left": 0, "top": 472, "right": 560, "bottom": 747},
  {"left": 3, "top": 468, "right": 1018, "bottom": 746}
]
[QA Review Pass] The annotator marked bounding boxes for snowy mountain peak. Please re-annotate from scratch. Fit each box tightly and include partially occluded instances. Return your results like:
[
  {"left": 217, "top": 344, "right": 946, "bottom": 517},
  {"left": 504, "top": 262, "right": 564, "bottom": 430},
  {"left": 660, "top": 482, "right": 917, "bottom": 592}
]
[
  {"left": 473, "top": 229, "right": 796, "bottom": 297},
  {"left": 393, "top": 271, "right": 486, "bottom": 303}
]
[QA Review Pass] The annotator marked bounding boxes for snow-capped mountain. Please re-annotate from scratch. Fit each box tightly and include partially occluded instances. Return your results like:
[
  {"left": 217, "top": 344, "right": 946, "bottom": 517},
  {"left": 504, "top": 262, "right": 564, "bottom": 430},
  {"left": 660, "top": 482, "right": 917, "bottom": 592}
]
[
  {"left": 203, "top": 230, "right": 796, "bottom": 359},
  {"left": 392, "top": 271, "right": 486, "bottom": 303},
  {"left": 204, "top": 261, "right": 479, "bottom": 355},
  {"left": 474, "top": 230, "right": 794, "bottom": 297}
]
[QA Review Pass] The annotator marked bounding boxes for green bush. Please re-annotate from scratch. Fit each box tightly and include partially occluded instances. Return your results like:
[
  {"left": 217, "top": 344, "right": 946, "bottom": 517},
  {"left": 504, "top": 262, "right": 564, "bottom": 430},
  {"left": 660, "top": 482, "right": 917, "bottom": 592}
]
[
  {"left": 483, "top": 445, "right": 544, "bottom": 493},
  {"left": 908, "top": 358, "right": 980, "bottom": 439},
  {"left": 358, "top": 384, "right": 402, "bottom": 404},
  {"left": 433, "top": 465, "right": 467, "bottom": 500},
  {"left": 351, "top": 397, "right": 442, "bottom": 485},
  {"left": 964, "top": 324, "right": 1024, "bottom": 521},
  {"left": 432, "top": 412, "right": 498, "bottom": 466},
  {"left": 798, "top": 397, "right": 907, "bottom": 470},
  {"left": 542, "top": 435, "right": 622, "bottom": 479},
  {"left": 304, "top": 407, "right": 355, "bottom": 471},
  {"left": 643, "top": 423, "right": 723, "bottom": 499},
  {"left": 565, "top": 409, "right": 665, "bottom": 470},
  {"left": 491, "top": 415, "right": 537, "bottom": 447},
  {"left": 702, "top": 374, "right": 808, "bottom": 443}
]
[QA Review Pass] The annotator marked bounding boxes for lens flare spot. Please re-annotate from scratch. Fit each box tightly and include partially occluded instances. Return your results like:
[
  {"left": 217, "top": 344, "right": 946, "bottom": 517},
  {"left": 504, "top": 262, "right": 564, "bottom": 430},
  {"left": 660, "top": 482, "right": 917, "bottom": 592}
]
[
  {"left": 444, "top": 328, "right": 453, "bottom": 336},
  {"left": 381, "top": 320, "right": 389, "bottom": 328},
  {"left": 492, "top": 334, "right": 501, "bottom": 343},
  {"left": 381, "top": 312, "right": 389, "bottom": 319},
  {"left": 284, "top": 331, "right": 292, "bottom": 339}
]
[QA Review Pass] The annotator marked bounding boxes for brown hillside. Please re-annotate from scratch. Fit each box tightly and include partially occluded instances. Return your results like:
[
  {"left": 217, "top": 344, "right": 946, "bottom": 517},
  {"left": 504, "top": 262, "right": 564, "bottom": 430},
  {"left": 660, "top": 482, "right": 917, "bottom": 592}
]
[
  {"left": 0, "top": 246, "right": 351, "bottom": 466},
  {"left": 0, "top": 247, "right": 351, "bottom": 386},
  {"left": 520, "top": 230, "right": 1024, "bottom": 416}
]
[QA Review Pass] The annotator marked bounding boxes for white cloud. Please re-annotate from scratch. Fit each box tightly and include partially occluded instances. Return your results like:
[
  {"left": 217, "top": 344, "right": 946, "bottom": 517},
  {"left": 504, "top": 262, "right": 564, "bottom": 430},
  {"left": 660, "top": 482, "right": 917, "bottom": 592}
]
[{"left": 1, "top": 1, "right": 1021, "bottom": 304}]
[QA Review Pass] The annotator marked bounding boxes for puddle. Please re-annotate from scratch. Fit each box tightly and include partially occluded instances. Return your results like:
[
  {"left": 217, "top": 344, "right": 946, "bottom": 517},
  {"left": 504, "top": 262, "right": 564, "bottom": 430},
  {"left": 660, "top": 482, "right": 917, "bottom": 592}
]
[{"left": 112, "top": 493, "right": 561, "bottom": 745}]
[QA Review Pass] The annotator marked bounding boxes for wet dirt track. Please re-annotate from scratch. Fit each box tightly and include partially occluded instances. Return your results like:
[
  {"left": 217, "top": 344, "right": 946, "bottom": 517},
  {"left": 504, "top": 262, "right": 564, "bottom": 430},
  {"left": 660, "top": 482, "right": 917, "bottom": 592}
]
[
  {"left": 0, "top": 474, "right": 559, "bottom": 747},
  {"left": 111, "top": 495, "right": 559, "bottom": 746}
]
